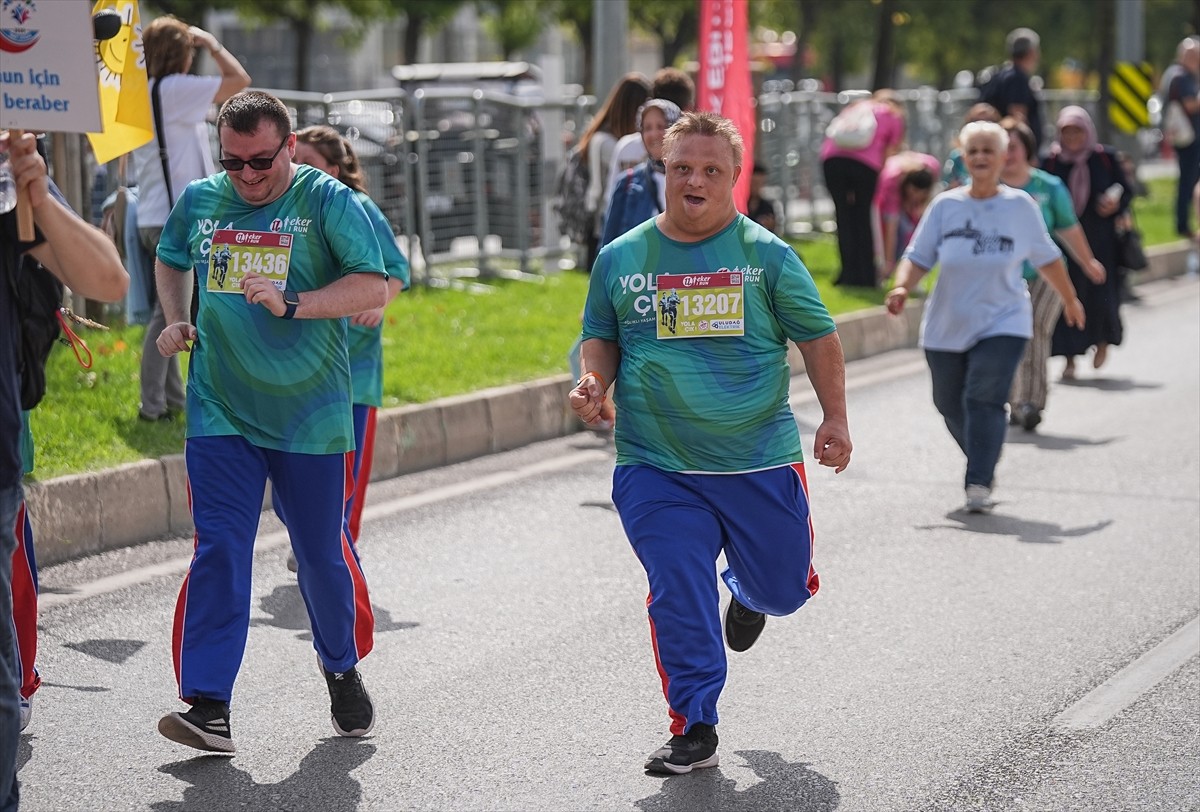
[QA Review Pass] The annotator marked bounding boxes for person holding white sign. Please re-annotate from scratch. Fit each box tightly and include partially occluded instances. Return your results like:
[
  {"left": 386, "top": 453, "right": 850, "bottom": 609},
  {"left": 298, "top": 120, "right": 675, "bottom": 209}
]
[
  {"left": 569, "top": 112, "right": 852, "bottom": 775},
  {"left": 2, "top": 127, "right": 128, "bottom": 812},
  {"left": 152, "top": 91, "right": 388, "bottom": 755}
]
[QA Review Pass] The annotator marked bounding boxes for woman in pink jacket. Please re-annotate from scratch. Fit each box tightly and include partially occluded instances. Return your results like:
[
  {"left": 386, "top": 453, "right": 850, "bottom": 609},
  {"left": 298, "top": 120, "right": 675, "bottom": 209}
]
[{"left": 821, "top": 90, "right": 906, "bottom": 287}]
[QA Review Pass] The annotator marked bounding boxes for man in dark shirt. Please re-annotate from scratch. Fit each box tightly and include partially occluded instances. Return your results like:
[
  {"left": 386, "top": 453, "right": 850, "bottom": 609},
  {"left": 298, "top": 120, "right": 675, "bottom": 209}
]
[
  {"left": 1160, "top": 37, "right": 1200, "bottom": 237},
  {"left": 981, "top": 28, "right": 1044, "bottom": 154},
  {"left": 1, "top": 129, "right": 127, "bottom": 811}
]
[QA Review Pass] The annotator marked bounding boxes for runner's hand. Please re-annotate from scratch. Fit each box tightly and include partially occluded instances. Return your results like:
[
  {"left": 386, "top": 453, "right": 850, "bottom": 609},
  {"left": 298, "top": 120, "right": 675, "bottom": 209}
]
[
  {"left": 813, "top": 419, "right": 852, "bottom": 473},
  {"left": 157, "top": 322, "right": 196, "bottom": 356},
  {"left": 351, "top": 306, "right": 385, "bottom": 329},
  {"left": 569, "top": 375, "right": 608, "bottom": 427},
  {"left": 241, "top": 272, "right": 285, "bottom": 317}
]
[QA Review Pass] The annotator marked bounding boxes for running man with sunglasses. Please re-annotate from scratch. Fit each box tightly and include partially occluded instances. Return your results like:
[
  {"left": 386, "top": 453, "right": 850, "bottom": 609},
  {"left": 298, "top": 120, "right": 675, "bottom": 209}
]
[{"left": 153, "top": 91, "right": 387, "bottom": 754}]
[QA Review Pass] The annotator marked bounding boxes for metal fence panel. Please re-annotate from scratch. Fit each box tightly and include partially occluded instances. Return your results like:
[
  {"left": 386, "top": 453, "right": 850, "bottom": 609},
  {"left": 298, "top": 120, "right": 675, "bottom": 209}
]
[{"left": 81, "top": 84, "right": 1102, "bottom": 291}]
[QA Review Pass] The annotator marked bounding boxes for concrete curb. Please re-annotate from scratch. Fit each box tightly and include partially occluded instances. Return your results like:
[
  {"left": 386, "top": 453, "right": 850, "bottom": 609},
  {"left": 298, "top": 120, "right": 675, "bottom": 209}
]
[{"left": 25, "top": 243, "right": 1194, "bottom": 567}]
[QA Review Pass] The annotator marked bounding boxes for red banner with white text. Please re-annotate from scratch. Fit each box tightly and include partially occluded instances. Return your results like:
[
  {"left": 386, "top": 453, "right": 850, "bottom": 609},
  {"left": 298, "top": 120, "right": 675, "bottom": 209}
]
[{"left": 696, "top": 0, "right": 754, "bottom": 212}]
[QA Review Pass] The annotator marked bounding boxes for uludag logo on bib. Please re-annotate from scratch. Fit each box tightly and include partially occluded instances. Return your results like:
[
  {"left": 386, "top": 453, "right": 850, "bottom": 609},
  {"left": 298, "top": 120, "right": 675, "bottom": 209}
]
[{"left": 269, "top": 216, "right": 312, "bottom": 235}]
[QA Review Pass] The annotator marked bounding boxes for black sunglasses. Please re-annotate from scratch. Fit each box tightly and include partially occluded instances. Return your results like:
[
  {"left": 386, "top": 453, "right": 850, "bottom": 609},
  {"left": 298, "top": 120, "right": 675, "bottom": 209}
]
[{"left": 219, "top": 137, "right": 288, "bottom": 172}]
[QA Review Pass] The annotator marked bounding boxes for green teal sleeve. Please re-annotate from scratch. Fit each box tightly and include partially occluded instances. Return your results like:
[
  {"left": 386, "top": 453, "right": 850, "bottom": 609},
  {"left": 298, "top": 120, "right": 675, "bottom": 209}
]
[
  {"left": 771, "top": 247, "right": 836, "bottom": 344},
  {"left": 323, "top": 186, "right": 385, "bottom": 279},
  {"left": 358, "top": 192, "right": 410, "bottom": 289},
  {"left": 581, "top": 250, "right": 618, "bottom": 341}
]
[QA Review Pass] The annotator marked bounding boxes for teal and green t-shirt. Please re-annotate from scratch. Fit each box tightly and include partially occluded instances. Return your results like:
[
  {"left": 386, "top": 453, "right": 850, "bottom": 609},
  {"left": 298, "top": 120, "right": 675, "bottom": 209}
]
[
  {"left": 1015, "top": 168, "right": 1077, "bottom": 280},
  {"left": 347, "top": 190, "right": 410, "bottom": 407},
  {"left": 157, "top": 165, "right": 385, "bottom": 454},
  {"left": 582, "top": 215, "right": 836, "bottom": 473}
]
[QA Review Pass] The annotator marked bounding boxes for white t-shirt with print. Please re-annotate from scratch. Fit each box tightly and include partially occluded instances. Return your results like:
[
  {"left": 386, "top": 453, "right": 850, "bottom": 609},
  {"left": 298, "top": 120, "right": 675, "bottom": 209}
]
[{"left": 904, "top": 186, "right": 1062, "bottom": 352}]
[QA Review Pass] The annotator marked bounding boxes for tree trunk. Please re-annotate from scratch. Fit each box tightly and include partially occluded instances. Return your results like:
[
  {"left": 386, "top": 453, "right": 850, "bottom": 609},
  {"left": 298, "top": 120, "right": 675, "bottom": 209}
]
[
  {"left": 404, "top": 15, "right": 425, "bottom": 64},
  {"left": 293, "top": 16, "right": 312, "bottom": 91},
  {"left": 1095, "top": 0, "right": 1115, "bottom": 143},
  {"left": 871, "top": 0, "right": 896, "bottom": 91},
  {"left": 574, "top": 18, "right": 593, "bottom": 93},
  {"left": 792, "top": 2, "right": 816, "bottom": 87},
  {"left": 660, "top": 8, "right": 697, "bottom": 71}
]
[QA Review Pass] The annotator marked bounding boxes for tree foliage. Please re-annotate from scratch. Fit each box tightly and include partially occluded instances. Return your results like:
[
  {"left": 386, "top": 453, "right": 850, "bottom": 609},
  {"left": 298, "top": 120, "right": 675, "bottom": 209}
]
[
  {"left": 629, "top": 0, "right": 698, "bottom": 68},
  {"left": 475, "top": 0, "right": 546, "bottom": 61},
  {"left": 389, "top": 0, "right": 466, "bottom": 65}
]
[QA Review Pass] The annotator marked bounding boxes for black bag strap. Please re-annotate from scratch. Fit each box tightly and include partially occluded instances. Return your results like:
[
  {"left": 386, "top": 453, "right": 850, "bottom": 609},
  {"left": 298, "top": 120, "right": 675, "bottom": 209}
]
[{"left": 151, "top": 76, "right": 175, "bottom": 206}]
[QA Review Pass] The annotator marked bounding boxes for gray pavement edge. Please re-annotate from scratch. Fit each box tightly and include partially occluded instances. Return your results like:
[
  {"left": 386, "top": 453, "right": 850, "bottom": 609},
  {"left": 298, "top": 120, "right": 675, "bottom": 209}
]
[{"left": 25, "top": 242, "right": 1195, "bottom": 567}]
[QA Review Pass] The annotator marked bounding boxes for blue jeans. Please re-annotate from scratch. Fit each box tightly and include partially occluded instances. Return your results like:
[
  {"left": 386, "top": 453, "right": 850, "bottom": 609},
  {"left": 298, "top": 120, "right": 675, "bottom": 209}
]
[
  {"left": 0, "top": 482, "right": 21, "bottom": 812},
  {"left": 926, "top": 336, "right": 1027, "bottom": 489},
  {"left": 1175, "top": 139, "right": 1200, "bottom": 236}
]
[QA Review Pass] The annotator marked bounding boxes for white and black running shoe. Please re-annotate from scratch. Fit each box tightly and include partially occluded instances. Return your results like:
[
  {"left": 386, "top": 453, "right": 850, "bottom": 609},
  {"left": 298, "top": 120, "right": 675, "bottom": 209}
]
[
  {"left": 644, "top": 723, "right": 719, "bottom": 774},
  {"left": 158, "top": 698, "right": 235, "bottom": 754},
  {"left": 323, "top": 666, "right": 374, "bottom": 737}
]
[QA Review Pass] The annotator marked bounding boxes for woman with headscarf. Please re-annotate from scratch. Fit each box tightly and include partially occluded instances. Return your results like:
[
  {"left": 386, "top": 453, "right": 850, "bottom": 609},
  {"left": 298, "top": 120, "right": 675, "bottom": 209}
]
[
  {"left": 1000, "top": 117, "right": 1105, "bottom": 431},
  {"left": 1041, "top": 106, "right": 1130, "bottom": 379},
  {"left": 600, "top": 99, "right": 683, "bottom": 249}
]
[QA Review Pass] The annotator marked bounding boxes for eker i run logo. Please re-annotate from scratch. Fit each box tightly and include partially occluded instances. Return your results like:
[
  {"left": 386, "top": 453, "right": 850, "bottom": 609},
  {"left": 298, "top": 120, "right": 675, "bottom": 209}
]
[{"left": 0, "top": 0, "right": 40, "bottom": 54}]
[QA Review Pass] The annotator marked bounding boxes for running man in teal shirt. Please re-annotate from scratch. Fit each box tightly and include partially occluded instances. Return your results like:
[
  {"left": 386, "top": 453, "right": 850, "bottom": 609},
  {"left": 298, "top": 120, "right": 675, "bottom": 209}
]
[
  {"left": 153, "top": 91, "right": 387, "bottom": 754},
  {"left": 571, "top": 112, "right": 852, "bottom": 775}
]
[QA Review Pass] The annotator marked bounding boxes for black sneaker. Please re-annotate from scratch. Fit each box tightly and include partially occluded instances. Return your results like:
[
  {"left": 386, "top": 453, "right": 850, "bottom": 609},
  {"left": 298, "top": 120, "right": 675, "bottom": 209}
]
[
  {"left": 323, "top": 665, "right": 374, "bottom": 737},
  {"left": 1015, "top": 402, "right": 1042, "bottom": 432},
  {"left": 724, "top": 597, "right": 766, "bottom": 652},
  {"left": 158, "top": 698, "right": 235, "bottom": 754},
  {"left": 644, "top": 723, "right": 719, "bottom": 774}
]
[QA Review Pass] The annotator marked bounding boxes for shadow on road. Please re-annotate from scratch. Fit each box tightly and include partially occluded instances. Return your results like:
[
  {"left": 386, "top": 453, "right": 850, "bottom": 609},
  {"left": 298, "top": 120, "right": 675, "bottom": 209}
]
[
  {"left": 1004, "top": 429, "right": 1119, "bottom": 451},
  {"left": 63, "top": 638, "right": 146, "bottom": 664},
  {"left": 920, "top": 514, "right": 1115, "bottom": 544},
  {"left": 635, "top": 750, "right": 840, "bottom": 811},
  {"left": 151, "top": 738, "right": 375, "bottom": 812},
  {"left": 1056, "top": 376, "right": 1162, "bottom": 392},
  {"left": 249, "top": 583, "right": 418, "bottom": 641}
]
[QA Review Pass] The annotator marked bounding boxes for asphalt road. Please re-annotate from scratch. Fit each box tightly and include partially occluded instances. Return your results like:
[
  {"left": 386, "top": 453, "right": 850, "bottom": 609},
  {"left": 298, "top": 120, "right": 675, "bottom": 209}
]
[{"left": 18, "top": 276, "right": 1200, "bottom": 812}]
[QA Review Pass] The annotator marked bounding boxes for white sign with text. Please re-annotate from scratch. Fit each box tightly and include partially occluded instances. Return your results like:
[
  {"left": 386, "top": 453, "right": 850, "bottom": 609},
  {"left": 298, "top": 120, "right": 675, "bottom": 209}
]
[{"left": 1, "top": 0, "right": 101, "bottom": 132}]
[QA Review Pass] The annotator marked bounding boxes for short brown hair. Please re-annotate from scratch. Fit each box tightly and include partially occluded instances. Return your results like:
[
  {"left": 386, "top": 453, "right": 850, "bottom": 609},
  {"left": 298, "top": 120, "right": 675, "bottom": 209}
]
[
  {"left": 217, "top": 91, "right": 292, "bottom": 140},
  {"left": 142, "top": 15, "right": 192, "bottom": 79},
  {"left": 999, "top": 116, "right": 1037, "bottom": 163},
  {"left": 661, "top": 111, "right": 744, "bottom": 168},
  {"left": 651, "top": 67, "right": 695, "bottom": 111}
]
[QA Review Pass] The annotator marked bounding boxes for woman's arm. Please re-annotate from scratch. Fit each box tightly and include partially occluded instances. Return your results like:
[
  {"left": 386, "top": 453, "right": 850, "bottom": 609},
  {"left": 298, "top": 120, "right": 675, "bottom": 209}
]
[
  {"left": 1036, "top": 257, "right": 1085, "bottom": 328},
  {"left": 884, "top": 258, "right": 929, "bottom": 315},
  {"left": 1054, "top": 223, "right": 1106, "bottom": 284}
]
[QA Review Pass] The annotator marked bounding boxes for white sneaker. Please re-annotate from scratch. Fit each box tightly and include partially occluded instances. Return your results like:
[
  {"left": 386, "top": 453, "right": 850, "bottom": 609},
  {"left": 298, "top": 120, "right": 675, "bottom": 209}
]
[
  {"left": 19, "top": 695, "right": 32, "bottom": 732},
  {"left": 965, "top": 484, "right": 993, "bottom": 514}
]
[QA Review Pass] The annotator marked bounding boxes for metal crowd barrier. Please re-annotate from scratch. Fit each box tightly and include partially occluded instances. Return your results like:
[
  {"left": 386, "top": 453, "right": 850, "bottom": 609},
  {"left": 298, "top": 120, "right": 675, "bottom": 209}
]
[{"left": 75, "top": 84, "right": 1102, "bottom": 290}]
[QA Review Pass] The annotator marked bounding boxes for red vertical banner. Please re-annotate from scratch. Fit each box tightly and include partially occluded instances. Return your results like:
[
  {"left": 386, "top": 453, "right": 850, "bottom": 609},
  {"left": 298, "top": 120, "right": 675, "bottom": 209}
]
[{"left": 697, "top": 0, "right": 754, "bottom": 212}]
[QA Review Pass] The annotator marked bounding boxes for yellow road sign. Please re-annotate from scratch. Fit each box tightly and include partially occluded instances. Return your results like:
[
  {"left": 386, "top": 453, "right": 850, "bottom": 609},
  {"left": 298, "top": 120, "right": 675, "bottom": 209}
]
[{"left": 1108, "top": 61, "right": 1154, "bottom": 134}]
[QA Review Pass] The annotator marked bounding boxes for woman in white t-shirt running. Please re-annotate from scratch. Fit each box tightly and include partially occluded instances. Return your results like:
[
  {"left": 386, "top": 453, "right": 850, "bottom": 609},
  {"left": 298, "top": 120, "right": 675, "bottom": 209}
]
[{"left": 884, "top": 121, "right": 1084, "bottom": 514}]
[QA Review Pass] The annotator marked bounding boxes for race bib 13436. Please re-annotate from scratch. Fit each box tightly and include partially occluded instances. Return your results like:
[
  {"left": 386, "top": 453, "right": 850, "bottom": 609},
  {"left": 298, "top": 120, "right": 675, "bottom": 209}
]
[{"left": 207, "top": 229, "right": 293, "bottom": 294}]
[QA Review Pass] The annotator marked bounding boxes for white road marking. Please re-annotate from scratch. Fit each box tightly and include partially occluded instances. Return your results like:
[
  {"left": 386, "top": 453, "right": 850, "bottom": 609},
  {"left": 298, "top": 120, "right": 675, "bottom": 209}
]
[
  {"left": 1051, "top": 616, "right": 1200, "bottom": 731},
  {"left": 39, "top": 450, "right": 609, "bottom": 610}
]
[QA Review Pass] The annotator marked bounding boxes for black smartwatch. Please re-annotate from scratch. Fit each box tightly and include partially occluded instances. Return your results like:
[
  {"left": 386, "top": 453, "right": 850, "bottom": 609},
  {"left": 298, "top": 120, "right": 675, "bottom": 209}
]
[{"left": 282, "top": 289, "right": 299, "bottom": 320}]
